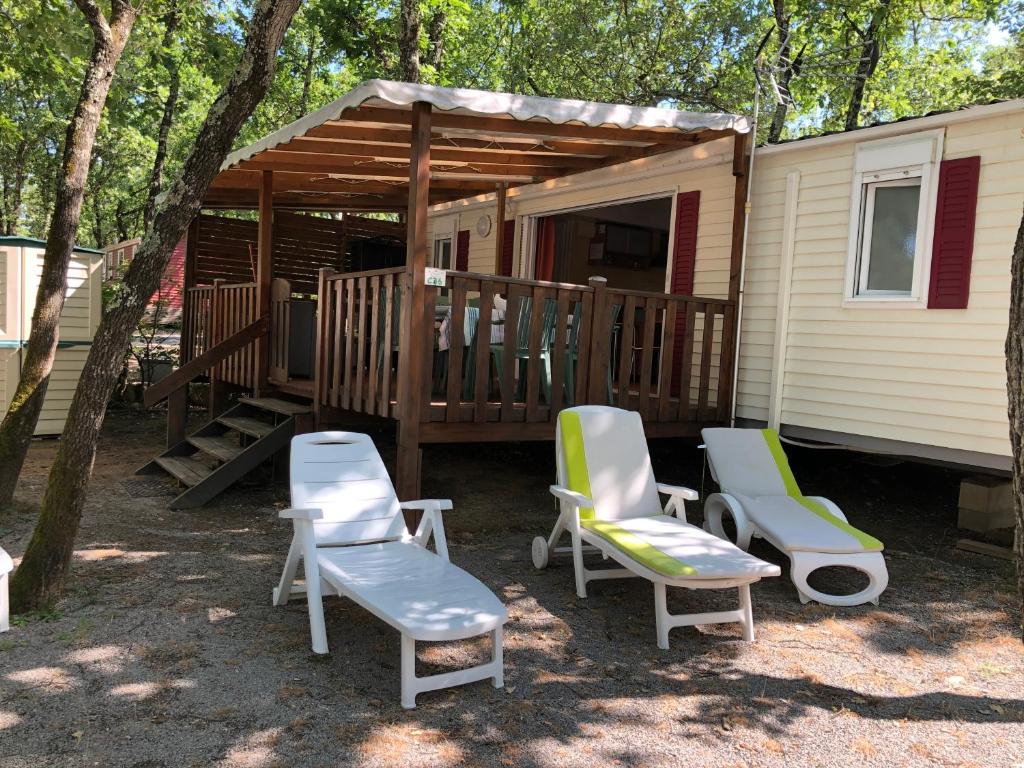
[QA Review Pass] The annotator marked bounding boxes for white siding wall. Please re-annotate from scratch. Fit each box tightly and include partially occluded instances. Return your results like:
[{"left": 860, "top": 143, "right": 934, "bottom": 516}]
[
  {"left": 0, "top": 245, "right": 103, "bottom": 435},
  {"left": 428, "top": 136, "right": 738, "bottom": 300},
  {"left": 739, "top": 109, "right": 1024, "bottom": 462}
]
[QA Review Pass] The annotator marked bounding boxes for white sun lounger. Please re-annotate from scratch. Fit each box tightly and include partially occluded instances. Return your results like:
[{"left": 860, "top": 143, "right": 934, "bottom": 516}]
[
  {"left": 0, "top": 546, "right": 11, "bottom": 633},
  {"left": 273, "top": 431, "right": 507, "bottom": 708},
  {"left": 701, "top": 428, "right": 888, "bottom": 607},
  {"left": 533, "top": 406, "right": 780, "bottom": 648}
]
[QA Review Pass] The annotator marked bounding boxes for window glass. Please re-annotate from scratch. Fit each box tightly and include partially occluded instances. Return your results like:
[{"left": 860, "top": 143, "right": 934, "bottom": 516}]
[
  {"left": 433, "top": 238, "right": 452, "bottom": 269},
  {"left": 864, "top": 181, "right": 920, "bottom": 294}
]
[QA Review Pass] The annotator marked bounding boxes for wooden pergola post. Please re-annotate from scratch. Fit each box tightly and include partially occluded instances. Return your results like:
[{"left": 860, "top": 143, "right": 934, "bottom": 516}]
[
  {"left": 396, "top": 101, "right": 431, "bottom": 504},
  {"left": 255, "top": 169, "right": 274, "bottom": 394},
  {"left": 493, "top": 183, "right": 507, "bottom": 274}
]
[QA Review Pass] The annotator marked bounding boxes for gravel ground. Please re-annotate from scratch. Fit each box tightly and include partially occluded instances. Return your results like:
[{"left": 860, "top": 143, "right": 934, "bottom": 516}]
[{"left": 0, "top": 409, "right": 1021, "bottom": 768}]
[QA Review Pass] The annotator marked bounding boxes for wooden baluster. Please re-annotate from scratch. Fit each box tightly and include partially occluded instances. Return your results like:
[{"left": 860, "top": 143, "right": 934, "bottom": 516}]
[
  {"left": 331, "top": 280, "right": 344, "bottom": 408},
  {"left": 548, "top": 290, "right": 569, "bottom": 417},
  {"left": 208, "top": 279, "right": 226, "bottom": 418},
  {"left": 342, "top": 278, "right": 356, "bottom": 410},
  {"left": 586, "top": 277, "right": 609, "bottom": 404},
  {"left": 500, "top": 285, "right": 524, "bottom": 421},
  {"left": 445, "top": 278, "right": 467, "bottom": 421},
  {"left": 616, "top": 295, "right": 637, "bottom": 409},
  {"left": 312, "top": 268, "right": 331, "bottom": 426},
  {"left": 677, "top": 302, "right": 697, "bottom": 422},
  {"left": 367, "top": 275, "right": 381, "bottom": 416},
  {"left": 716, "top": 304, "right": 737, "bottom": 423},
  {"left": 525, "top": 287, "right": 551, "bottom": 422},
  {"left": 637, "top": 297, "right": 659, "bottom": 421},
  {"left": 473, "top": 282, "right": 494, "bottom": 422},
  {"left": 354, "top": 276, "right": 368, "bottom": 411},
  {"left": 420, "top": 285, "right": 436, "bottom": 421},
  {"left": 379, "top": 274, "right": 395, "bottom": 417},
  {"left": 658, "top": 300, "right": 678, "bottom": 421},
  {"left": 574, "top": 288, "right": 593, "bottom": 407},
  {"left": 697, "top": 305, "right": 717, "bottom": 421}
]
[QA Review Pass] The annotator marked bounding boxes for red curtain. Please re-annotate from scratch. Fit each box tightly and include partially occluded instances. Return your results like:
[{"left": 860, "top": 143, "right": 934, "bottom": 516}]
[{"left": 535, "top": 217, "right": 557, "bottom": 281}]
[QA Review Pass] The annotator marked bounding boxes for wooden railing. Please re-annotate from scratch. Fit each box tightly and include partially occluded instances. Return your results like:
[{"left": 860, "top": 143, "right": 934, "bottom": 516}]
[
  {"left": 313, "top": 268, "right": 735, "bottom": 435},
  {"left": 314, "top": 267, "right": 407, "bottom": 418},
  {"left": 269, "top": 278, "right": 291, "bottom": 384},
  {"left": 181, "top": 285, "right": 213, "bottom": 363},
  {"left": 182, "top": 280, "right": 259, "bottom": 389}
]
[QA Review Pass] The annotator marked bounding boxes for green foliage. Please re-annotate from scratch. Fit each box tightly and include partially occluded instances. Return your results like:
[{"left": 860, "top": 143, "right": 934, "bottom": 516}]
[{"left": 0, "top": 0, "right": 1020, "bottom": 245}]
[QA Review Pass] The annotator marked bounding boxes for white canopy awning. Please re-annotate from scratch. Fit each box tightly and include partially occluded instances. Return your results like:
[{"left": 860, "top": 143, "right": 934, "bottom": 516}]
[{"left": 209, "top": 80, "right": 749, "bottom": 211}]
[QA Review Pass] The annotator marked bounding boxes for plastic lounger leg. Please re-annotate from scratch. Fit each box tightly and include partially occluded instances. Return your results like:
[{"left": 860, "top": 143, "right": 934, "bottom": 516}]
[
  {"left": 789, "top": 551, "right": 888, "bottom": 607},
  {"left": 272, "top": 537, "right": 302, "bottom": 606},
  {"left": 654, "top": 582, "right": 670, "bottom": 650},
  {"left": 491, "top": 627, "right": 504, "bottom": 689},
  {"left": 0, "top": 573, "right": 8, "bottom": 634},
  {"left": 738, "top": 583, "right": 754, "bottom": 642},
  {"left": 570, "top": 527, "right": 587, "bottom": 599},
  {"left": 401, "top": 634, "right": 417, "bottom": 709},
  {"left": 298, "top": 529, "right": 329, "bottom": 655}
]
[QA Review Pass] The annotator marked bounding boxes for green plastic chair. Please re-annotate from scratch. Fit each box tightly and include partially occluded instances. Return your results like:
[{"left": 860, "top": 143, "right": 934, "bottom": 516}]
[{"left": 491, "top": 296, "right": 558, "bottom": 402}]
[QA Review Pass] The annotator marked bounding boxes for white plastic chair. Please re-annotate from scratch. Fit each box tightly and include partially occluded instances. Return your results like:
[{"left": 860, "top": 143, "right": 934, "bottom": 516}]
[
  {"left": 701, "top": 427, "right": 888, "bottom": 607},
  {"left": 273, "top": 431, "right": 507, "bottom": 708},
  {"left": 534, "top": 406, "right": 781, "bottom": 648},
  {"left": 0, "top": 546, "right": 12, "bottom": 633}
]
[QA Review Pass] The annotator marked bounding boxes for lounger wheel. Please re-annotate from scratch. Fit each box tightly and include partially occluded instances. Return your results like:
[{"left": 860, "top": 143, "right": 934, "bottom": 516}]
[{"left": 531, "top": 536, "right": 549, "bottom": 569}]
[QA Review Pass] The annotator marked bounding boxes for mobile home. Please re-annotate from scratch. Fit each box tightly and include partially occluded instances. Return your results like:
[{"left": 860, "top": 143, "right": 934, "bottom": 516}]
[
  {"left": 427, "top": 99, "right": 1024, "bottom": 472},
  {"left": 0, "top": 236, "right": 104, "bottom": 435}
]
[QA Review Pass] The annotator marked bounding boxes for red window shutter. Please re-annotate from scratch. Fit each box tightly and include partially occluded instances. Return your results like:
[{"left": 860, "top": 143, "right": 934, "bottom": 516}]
[
  {"left": 671, "top": 191, "right": 700, "bottom": 295},
  {"left": 671, "top": 191, "right": 700, "bottom": 395},
  {"left": 501, "top": 219, "right": 515, "bottom": 276},
  {"left": 455, "top": 229, "right": 470, "bottom": 272},
  {"left": 927, "top": 156, "right": 980, "bottom": 309}
]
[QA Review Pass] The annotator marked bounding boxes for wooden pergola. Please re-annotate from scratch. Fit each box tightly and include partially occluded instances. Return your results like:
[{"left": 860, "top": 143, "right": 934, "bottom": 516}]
[{"left": 153, "top": 81, "right": 754, "bottom": 500}]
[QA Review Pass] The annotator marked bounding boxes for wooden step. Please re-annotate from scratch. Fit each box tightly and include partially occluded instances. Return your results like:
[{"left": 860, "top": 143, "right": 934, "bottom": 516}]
[
  {"left": 187, "top": 435, "right": 244, "bottom": 463},
  {"left": 217, "top": 415, "right": 274, "bottom": 439},
  {"left": 154, "top": 455, "right": 213, "bottom": 487},
  {"left": 238, "top": 396, "right": 311, "bottom": 416}
]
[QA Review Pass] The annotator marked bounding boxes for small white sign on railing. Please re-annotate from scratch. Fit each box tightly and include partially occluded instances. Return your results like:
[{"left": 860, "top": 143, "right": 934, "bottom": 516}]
[{"left": 425, "top": 267, "right": 447, "bottom": 288}]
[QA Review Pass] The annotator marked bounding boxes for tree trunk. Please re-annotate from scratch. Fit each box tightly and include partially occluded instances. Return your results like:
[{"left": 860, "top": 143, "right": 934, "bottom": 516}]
[
  {"left": 298, "top": 27, "right": 316, "bottom": 117},
  {"left": 1, "top": 138, "right": 28, "bottom": 235},
  {"left": 8, "top": 0, "right": 301, "bottom": 613},
  {"left": 143, "top": 3, "right": 181, "bottom": 231},
  {"left": 767, "top": 0, "right": 793, "bottom": 144},
  {"left": 845, "top": 0, "right": 892, "bottom": 132},
  {"left": 399, "top": 0, "right": 421, "bottom": 83},
  {"left": 425, "top": 6, "right": 447, "bottom": 75},
  {"left": 0, "top": 0, "right": 138, "bottom": 512},
  {"left": 1006, "top": 204, "right": 1024, "bottom": 641}
]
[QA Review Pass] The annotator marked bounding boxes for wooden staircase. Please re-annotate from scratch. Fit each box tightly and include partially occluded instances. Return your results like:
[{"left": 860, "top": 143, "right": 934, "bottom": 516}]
[{"left": 137, "top": 396, "right": 312, "bottom": 509}]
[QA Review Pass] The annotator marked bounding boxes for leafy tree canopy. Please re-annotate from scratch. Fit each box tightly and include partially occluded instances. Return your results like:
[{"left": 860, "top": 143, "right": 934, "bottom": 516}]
[{"left": 1, "top": 0, "right": 1020, "bottom": 246}]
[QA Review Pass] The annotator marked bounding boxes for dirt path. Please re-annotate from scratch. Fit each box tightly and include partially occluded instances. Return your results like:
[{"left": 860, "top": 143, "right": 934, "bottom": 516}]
[{"left": 1, "top": 410, "right": 1021, "bottom": 767}]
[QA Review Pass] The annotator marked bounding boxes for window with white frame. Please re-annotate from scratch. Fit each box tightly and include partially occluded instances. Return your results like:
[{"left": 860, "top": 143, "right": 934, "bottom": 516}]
[{"left": 845, "top": 130, "right": 943, "bottom": 305}]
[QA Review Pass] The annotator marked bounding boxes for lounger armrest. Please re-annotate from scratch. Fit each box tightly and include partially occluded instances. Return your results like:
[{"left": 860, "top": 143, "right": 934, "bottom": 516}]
[
  {"left": 656, "top": 484, "right": 699, "bottom": 501},
  {"left": 279, "top": 508, "right": 323, "bottom": 520},
  {"left": 657, "top": 483, "right": 697, "bottom": 522},
  {"left": 805, "top": 496, "right": 849, "bottom": 523},
  {"left": 411, "top": 506, "right": 451, "bottom": 561},
  {"left": 549, "top": 485, "right": 593, "bottom": 509},
  {"left": 400, "top": 499, "right": 454, "bottom": 512}
]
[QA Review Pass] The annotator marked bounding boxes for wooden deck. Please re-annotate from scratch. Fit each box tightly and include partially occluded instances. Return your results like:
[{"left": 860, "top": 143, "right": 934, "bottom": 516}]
[{"left": 177, "top": 267, "right": 735, "bottom": 477}]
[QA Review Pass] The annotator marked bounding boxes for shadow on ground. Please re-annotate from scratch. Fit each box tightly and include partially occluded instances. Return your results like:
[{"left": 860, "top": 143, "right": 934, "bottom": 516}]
[{"left": 0, "top": 411, "right": 1020, "bottom": 767}]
